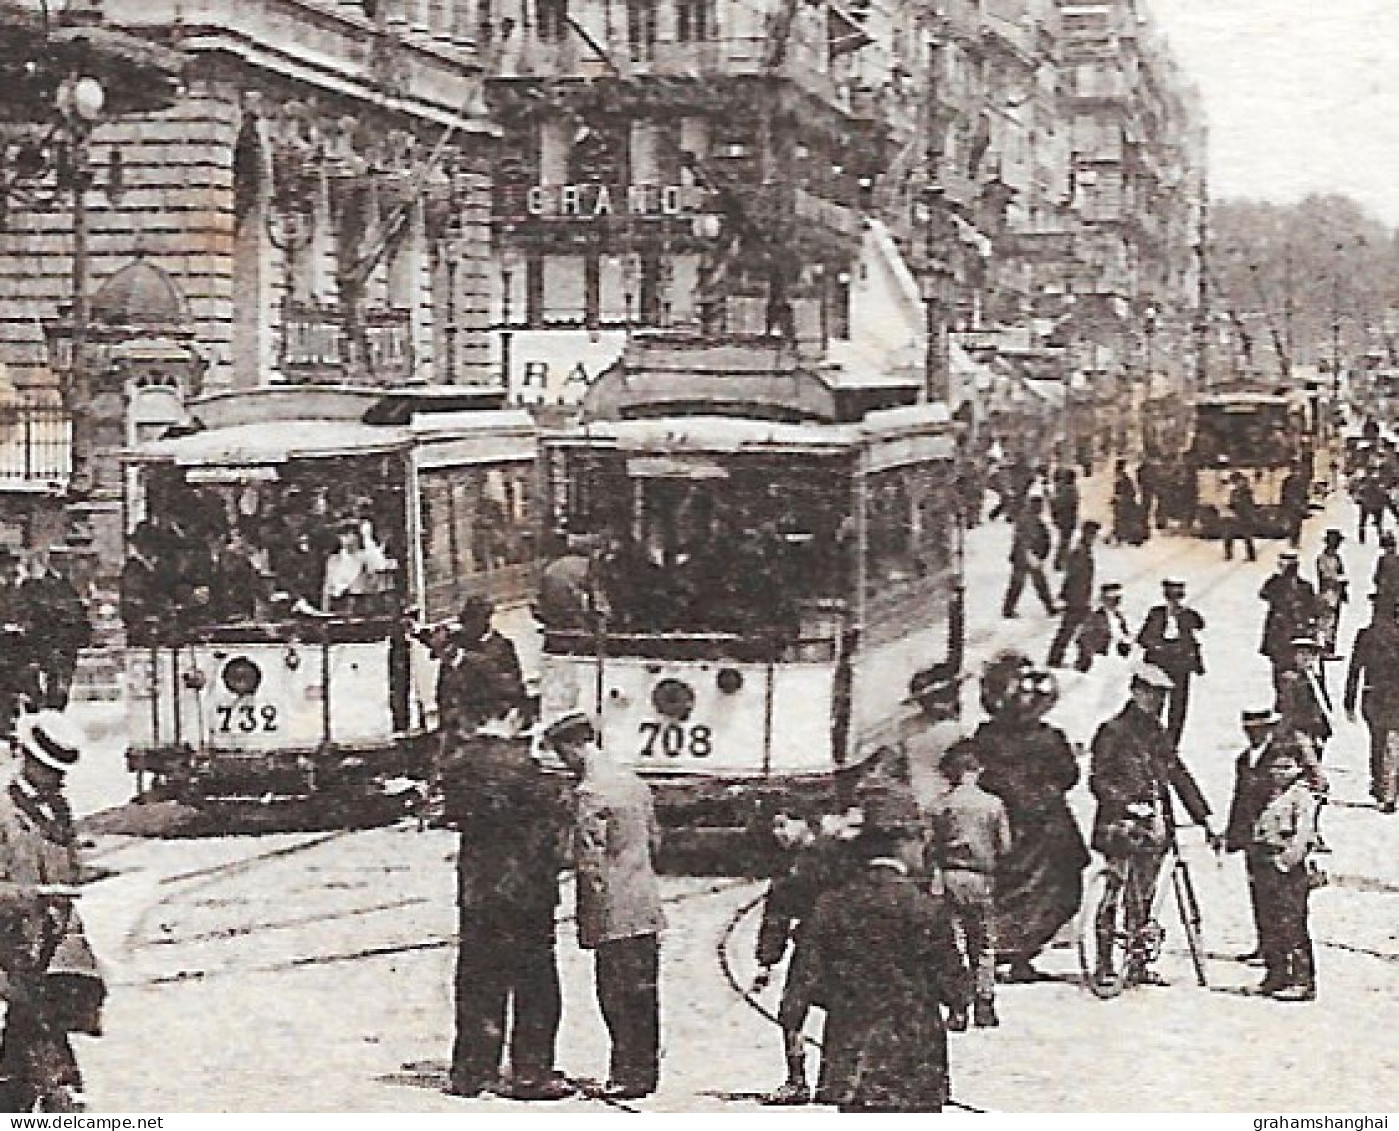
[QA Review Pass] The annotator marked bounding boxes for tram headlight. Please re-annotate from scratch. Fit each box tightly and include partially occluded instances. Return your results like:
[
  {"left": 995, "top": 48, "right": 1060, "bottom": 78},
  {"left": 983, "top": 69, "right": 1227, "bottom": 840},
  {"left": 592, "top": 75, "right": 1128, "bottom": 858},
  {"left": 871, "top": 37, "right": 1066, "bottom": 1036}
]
[
  {"left": 222, "top": 657, "right": 263, "bottom": 697},
  {"left": 651, "top": 678, "right": 696, "bottom": 721},
  {"left": 716, "top": 668, "right": 744, "bottom": 695}
]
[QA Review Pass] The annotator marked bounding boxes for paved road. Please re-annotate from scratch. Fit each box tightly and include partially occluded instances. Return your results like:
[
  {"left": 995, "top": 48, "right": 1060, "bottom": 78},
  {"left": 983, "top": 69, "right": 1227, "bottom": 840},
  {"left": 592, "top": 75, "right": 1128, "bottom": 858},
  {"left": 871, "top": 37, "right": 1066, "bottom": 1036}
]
[{"left": 57, "top": 480, "right": 1399, "bottom": 1111}]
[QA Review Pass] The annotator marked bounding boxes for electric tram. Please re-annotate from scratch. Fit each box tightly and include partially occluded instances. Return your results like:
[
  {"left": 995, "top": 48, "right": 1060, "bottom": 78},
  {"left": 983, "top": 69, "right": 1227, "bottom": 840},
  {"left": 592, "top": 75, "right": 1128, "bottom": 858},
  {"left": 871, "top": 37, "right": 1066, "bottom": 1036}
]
[
  {"left": 1189, "top": 390, "right": 1310, "bottom": 537},
  {"left": 121, "top": 386, "right": 539, "bottom": 805},
  {"left": 536, "top": 338, "right": 965, "bottom": 832}
]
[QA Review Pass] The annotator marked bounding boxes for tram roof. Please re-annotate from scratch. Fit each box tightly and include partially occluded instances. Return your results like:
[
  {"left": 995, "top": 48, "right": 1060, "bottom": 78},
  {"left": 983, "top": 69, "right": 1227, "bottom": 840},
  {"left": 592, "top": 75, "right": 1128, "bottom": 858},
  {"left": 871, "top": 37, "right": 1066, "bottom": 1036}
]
[
  {"left": 556, "top": 404, "right": 953, "bottom": 454},
  {"left": 1197, "top": 392, "right": 1298, "bottom": 409},
  {"left": 133, "top": 420, "right": 415, "bottom": 465}
]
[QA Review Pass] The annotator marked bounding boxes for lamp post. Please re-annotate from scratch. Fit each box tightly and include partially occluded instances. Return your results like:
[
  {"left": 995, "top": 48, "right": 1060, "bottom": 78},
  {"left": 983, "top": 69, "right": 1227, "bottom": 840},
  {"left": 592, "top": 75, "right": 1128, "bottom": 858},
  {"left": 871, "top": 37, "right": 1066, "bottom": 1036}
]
[{"left": 1143, "top": 303, "right": 1159, "bottom": 392}]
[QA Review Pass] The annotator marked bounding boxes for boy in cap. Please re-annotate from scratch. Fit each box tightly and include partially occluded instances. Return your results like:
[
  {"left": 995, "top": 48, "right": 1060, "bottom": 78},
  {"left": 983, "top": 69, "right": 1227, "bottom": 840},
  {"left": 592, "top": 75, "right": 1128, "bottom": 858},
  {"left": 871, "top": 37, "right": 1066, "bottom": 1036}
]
[
  {"left": 1247, "top": 746, "right": 1323, "bottom": 1001},
  {"left": 928, "top": 747, "right": 1011, "bottom": 1028},
  {"left": 0, "top": 712, "right": 98, "bottom": 1112}
]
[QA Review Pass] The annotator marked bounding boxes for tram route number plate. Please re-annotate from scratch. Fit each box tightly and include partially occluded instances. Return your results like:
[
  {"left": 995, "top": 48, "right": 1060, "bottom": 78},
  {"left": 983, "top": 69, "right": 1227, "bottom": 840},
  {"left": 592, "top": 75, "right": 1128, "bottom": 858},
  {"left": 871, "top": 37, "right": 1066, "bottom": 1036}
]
[
  {"left": 637, "top": 720, "right": 713, "bottom": 759},
  {"left": 213, "top": 703, "right": 280, "bottom": 734}
]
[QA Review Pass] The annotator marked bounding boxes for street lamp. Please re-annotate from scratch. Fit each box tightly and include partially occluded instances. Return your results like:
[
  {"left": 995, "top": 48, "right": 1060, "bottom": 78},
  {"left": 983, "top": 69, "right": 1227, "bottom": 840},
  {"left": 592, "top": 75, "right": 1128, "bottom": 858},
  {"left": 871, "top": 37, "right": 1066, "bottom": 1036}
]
[{"left": 1143, "top": 304, "right": 1160, "bottom": 390}]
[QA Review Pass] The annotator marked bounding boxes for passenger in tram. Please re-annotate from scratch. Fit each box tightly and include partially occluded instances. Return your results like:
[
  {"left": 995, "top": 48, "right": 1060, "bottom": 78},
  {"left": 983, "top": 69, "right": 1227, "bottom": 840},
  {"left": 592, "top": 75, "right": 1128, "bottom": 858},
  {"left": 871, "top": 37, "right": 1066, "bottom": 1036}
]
[
  {"left": 537, "top": 533, "right": 602, "bottom": 632},
  {"left": 600, "top": 532, "right": 670, "bottom": 634},
  {"left": 321, "top": 519, "right": 391, "bottom": 616},
  {"left": 118, "top": 523, "right": 170, "bottom": 646},
  {"left": 211, "top": 528, "right": 266, "bottom": 624}
]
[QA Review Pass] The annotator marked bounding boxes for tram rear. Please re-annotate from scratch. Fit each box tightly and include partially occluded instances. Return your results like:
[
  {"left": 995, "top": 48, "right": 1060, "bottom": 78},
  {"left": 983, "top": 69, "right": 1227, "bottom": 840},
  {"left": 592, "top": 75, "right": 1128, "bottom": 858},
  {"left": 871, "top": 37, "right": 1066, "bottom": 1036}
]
[
  {"left": 122, "top": 390, "right": 539, "bottom": 810},
  {"left": 538, "top": 405, "right": 963, "bottom": 837},
  {"left": 1189, "top": 392, "right": 1308, "bottom": 537}
]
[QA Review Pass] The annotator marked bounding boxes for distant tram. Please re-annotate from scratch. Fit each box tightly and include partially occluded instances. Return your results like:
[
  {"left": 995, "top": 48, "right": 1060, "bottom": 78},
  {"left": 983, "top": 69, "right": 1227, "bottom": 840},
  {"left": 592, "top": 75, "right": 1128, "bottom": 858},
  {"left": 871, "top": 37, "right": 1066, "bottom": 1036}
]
[
  {"left": 1189, "top": 390, "right": 1310, "bottom": 537},
  {"left": 122, "top": 387, "right": 539, "bottom": 806},
  {"left": 536, "top": 339, "right": 964, "bottom": 833}
]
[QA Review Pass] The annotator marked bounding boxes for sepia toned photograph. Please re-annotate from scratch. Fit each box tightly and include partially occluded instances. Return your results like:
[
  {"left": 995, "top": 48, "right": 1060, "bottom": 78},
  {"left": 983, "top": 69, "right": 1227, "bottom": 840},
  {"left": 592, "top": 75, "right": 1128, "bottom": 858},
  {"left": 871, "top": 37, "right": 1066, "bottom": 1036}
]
[{"left": 0, "top": 0, "right": 1395, "bottom": 1114}]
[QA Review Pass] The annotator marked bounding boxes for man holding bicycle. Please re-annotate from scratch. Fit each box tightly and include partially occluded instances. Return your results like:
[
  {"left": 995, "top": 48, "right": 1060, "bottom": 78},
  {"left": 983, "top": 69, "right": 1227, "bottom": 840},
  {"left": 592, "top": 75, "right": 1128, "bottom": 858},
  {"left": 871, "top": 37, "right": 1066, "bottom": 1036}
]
[{"left": 1089, "top": 662, "right": 1222, "bottom": 987}]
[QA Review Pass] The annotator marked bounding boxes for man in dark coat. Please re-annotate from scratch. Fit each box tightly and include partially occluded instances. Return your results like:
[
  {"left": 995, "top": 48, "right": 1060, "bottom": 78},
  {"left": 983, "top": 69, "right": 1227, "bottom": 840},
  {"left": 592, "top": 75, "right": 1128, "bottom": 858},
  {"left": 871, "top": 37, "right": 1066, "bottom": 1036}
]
[
  {"left": 118, "top": 524, "right": 169, "bottom": 647},
  {"left": 1355, "top": 471, "right": 1387, "bottom": 544},
  {"left": 1259, "top": 552, "right": 1320, "bottom": 690},
  {"left": 442, "top": 712, "right": 571, "bottom": 1100},
  {"left": 1372, "top": 533, "right": 1399, "bottom": 610},
  {"left": 1000, "top": 495, "right": 1057, "bottom": 619},
  {"left": 17, "top": 551, "right": 91, "bottom": 712},
  {"left": 1280, "top": 464, "right": 1310, "bottom": 548},
  {"left": 1275, "top": 636, "right": 1334, "bottom": 772},
  {"left": 1088, "top": 663, "right": 1220, "bottom": 986},
  {"left": 1110, "top": 461, "right": 1137, "bottom": 546},
  {"left": 1223, "top": 474, "right": 1259, "bottom": 562},
  {"left": 806, "top": 820, "right": 970, "bottom": 1112},
  {"left": 1049, "top": 468, "right": 1080, "bottom": 570},
  {"left": 1137, "top": 579, "right": 1206, "bottom": 748},
  {"left": 1136, "top": 456, "right": 1157, "bottom": 541},
  {"left": 1047, "top": 521, "right": 1099, "bottom": 668},
  {"left": 0, "top": 712, "right": 98, "bottom": 1113},
  {"left": 1076, "top": 581, "right": 1134, "bottom": 673},
  {"left": 435, "top": 598, "right": 527, "bottom": 746},
  {"left": 1223, "top": 708, "right": 1318, "bottom": 989},
  {"left": 1344, "top": 598, "right": 1399, "bottom": 810}
]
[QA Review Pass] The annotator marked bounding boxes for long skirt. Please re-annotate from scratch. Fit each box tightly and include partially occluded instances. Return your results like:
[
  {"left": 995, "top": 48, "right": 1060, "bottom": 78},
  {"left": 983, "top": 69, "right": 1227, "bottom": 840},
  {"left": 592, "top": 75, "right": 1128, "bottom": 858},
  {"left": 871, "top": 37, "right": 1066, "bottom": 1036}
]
[{"left": 994, "top": 810, "right": 1089, "bottom": 963}]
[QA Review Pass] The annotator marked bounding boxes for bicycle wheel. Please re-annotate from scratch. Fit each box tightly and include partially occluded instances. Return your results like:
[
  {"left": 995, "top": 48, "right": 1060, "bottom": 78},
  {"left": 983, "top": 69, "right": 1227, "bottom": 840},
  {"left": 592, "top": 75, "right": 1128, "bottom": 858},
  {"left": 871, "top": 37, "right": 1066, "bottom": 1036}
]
[
  {"left": 1079, "top": 866, "right": 1132, "bottom": 999},
  {"left": 1172, "top": 861, "right": 1209, "bottom": 988}
]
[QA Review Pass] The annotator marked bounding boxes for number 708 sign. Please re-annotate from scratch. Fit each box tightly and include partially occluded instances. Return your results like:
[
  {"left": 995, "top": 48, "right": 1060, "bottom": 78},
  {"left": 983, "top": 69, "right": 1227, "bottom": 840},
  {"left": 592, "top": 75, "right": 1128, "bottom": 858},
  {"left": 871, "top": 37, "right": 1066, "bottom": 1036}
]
[{"left": 636, "top": 720, "right": 713, "bottom": 759}]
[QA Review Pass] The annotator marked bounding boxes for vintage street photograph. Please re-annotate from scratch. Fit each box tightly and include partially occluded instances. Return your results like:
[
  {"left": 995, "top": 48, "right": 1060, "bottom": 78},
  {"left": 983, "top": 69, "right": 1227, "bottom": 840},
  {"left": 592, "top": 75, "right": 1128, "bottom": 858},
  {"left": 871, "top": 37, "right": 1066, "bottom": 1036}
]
[{"left": 0, "top": 0, "right": 1395, "bottom": 1114}]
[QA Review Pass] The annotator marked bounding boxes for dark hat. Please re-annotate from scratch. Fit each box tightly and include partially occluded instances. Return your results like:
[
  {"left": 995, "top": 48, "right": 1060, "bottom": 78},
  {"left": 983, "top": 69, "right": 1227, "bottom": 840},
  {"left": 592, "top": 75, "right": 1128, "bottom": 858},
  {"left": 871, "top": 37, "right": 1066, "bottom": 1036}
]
[
  {"left": 1382, "top": 533, "right": 1397, "bottom": 550},
  {"left": 940, "top": 745, "right": 981, "bottom": 778},
  {"left": 459, "top": 595, "right": 494, "bottom": 621},
  {"left": 1324, "top": 528, "right": 1344, "bottom": 544},
  {"left": 1100, "top": 581, "right": 1123, "bottom": 594},
  {"left": 15, "top": 710, "right": 83, "bottom": 774},
  {"left": 1279, "top": 549, "right": 1299, "bottom": 563},
  {"left": 1241, "top": 707, "right": 1281, "bottom": 728},
  {"left": 1162, "top": 578, "right": 1186, "bottom": 592},
  {"left": 1082, "top": 520, "right": 1102, "bottom": 534},
  {"left": 540, "top": 710, "right": 595, "bottom": 750}
]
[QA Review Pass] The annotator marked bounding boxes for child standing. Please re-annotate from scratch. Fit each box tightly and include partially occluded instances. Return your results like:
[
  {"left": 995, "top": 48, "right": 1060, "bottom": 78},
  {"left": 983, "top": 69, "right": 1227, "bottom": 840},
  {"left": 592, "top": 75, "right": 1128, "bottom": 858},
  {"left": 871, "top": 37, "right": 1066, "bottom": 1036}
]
[
  {"left": 1249, "top": 746, "right": 1323, "bottom": 1001},
  {"left": 928, "top": 746, "right": 1012, "bottom": 1027}
]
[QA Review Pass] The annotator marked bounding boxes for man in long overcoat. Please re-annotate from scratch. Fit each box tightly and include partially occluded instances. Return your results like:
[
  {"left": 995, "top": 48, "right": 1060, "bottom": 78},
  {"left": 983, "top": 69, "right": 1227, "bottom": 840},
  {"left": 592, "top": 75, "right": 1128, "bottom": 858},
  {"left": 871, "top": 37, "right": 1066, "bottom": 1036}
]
[
  {"left": 18, "top": 551, "right": 92, "bottom": 711},
  {"left": 1001, "top": 495, "right": 1057, "bottom": 619},
  {"left": 1344, "top": 598, "right": 1399, "bottom": 810},
  {"left": 1047, "top": 521, "right": 1099, "bottom": 668},
  {"left": 443, "top": 711, "right": 570, "bottom": 1100},
  {"left": 543, "top": 713, "right": 665, "bottom": 1100},
  {"left": 806, "top": 820, "right": 970, "bottom": 1112},
  {"left": 1259, "top": 552, "right": 1320, "bottom": 690},
  {"left": 0, "top": 712, "right": 101, "bottom": 1113}
]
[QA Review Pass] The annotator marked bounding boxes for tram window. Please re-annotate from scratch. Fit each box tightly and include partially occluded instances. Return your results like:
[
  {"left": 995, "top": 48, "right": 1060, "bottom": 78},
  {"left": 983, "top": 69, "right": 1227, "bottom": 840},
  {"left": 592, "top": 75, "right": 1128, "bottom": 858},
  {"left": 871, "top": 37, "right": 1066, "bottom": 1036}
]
[
  {"left": 864, "top": 463, "right": 954, "bottom": 606},
  {"left": 555, "top": 456, "right": 848, "bottom": 640}
]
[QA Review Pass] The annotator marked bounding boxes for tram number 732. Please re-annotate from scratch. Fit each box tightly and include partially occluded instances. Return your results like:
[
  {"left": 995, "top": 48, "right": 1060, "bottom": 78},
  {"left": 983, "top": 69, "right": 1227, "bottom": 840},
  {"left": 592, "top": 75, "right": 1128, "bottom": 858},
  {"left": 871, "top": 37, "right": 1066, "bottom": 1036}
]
[
  {"left": 214, "top": 704, "right": 280, "bottom": 734},
  {"left": 637, "top": 721, "right": 713, "bottom": 759}
]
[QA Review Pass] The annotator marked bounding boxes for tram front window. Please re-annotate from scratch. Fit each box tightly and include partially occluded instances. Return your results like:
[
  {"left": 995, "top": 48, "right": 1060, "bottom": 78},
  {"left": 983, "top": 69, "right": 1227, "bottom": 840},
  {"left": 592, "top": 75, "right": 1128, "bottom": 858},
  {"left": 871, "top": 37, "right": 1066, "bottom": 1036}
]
[
  {"left": 125, "top": 462, "right": 407, "bottom": 639},
  {"left": 554, "top": 465, "right": 848, "bottom": 644}
]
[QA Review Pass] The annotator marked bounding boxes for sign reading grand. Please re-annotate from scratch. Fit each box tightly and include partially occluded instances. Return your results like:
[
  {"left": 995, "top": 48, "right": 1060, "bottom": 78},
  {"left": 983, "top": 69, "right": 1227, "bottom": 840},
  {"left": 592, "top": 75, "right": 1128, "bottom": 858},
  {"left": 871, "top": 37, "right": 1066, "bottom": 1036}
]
[{"left": 494, "top": 182, "right": 708, "bottom": 222}]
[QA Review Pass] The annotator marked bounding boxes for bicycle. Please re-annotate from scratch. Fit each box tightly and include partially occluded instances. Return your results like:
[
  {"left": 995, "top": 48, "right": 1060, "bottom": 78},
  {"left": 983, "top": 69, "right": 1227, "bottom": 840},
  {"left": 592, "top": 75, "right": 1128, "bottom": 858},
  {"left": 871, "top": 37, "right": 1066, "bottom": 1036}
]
[{"left": 1078, "top": 819, "right": 1208, "bottom": 999}]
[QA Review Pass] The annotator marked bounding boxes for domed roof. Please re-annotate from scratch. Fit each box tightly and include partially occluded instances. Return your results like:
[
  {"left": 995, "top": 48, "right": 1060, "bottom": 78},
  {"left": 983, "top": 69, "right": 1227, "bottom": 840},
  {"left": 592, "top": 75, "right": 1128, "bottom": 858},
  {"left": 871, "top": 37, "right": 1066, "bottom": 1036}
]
[{"left": 92, "top": 258, "right": 188, "bottom": 326}]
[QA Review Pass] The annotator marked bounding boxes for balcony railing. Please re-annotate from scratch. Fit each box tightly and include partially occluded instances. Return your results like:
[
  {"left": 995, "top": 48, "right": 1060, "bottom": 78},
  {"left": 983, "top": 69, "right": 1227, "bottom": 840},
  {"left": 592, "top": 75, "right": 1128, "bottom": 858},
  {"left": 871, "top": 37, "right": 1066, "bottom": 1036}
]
[{"left": 0, "top": 399, "right": 72, "bottom": 490}]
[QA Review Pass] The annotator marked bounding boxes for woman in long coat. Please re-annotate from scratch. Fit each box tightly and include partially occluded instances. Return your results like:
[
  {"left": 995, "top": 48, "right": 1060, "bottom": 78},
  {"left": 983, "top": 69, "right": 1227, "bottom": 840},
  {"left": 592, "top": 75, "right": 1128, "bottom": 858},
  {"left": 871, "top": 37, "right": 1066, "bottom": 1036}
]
[
  {"left": 807, "top": 822, "right": 970, "bottom": 1112},
  {"left": 954, "top": 652, "right": 1090, "bottom": 981}
]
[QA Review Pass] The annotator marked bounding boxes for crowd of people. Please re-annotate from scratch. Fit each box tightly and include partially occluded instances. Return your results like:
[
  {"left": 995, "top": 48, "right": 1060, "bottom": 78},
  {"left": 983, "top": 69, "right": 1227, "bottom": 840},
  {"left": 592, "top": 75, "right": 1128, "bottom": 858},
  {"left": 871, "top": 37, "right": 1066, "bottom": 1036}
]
[{"left": 0, "top": 547, "right": 91, "bottom": 730}]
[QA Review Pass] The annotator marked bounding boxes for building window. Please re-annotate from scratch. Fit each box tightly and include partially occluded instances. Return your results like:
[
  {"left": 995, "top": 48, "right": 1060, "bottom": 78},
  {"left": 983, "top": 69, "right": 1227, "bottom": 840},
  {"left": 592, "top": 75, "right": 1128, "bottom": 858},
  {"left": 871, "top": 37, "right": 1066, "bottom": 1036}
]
[
  {"left": 538, "top": 0, "right": 568, "bottom": 43},
  {"left": 639, "top": 256, "right": 663, "bottom": 324},
  {"left": 627, "top": 0, "right": 657, "bottom": 60},
  {"left": 676, "top": 0, "right": 713, "bottom": 41}
]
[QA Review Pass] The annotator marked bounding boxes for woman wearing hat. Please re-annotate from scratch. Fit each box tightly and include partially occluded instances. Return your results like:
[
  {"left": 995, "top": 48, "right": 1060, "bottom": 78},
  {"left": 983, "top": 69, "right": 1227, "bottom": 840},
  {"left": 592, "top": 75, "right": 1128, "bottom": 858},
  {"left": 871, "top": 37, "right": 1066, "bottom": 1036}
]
[
  {"left": 950, "top": 652, "right": 1090, "bottom": 982},
  {"left": 0, "top": 712, "right": 101, "bottom": 1112}
]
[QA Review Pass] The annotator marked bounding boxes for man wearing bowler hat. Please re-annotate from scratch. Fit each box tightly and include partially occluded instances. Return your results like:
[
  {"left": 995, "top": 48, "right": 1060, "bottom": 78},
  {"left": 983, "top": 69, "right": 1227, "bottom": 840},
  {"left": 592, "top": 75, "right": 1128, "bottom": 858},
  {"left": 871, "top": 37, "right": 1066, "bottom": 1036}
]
[
  {"left": 1137, "top": 579, "right": 1206, "bottom": 748},
  {"left": 542, "top": 712, "right": 664, "bottom": 1100},
  {"left": 0, "top": 712, "right": 101, "bottom": 1112},
  {"left": 1260, "top": 551, "right": 1319, "bottom": 692}
]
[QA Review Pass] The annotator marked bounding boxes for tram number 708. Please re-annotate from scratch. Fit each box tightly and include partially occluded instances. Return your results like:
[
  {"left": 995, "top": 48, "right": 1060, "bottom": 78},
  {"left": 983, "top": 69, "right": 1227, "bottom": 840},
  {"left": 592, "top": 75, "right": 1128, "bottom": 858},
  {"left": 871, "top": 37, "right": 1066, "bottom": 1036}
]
[
  {"left": 637, "top": 720, "right": 712, "bottom": 759},
  {"left": 214, "top": 704, "right": 280, "bottom": 734}
]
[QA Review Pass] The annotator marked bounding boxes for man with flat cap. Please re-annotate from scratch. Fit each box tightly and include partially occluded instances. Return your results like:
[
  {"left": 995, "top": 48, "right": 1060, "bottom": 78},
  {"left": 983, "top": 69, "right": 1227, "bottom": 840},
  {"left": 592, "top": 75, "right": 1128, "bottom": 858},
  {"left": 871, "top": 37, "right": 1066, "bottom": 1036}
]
[
  {"left": 1088, "top": 663, "right": 1220, "bottom": 986},
  {"left": 0, "top": 712, "right": 103, "bottom": 1112},
  {"left": 1137, "top": 579, "right": 1206, "bottom": 748},
  {"left": 542, "top": 712, "right": 664, "bottom": 1100}
]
